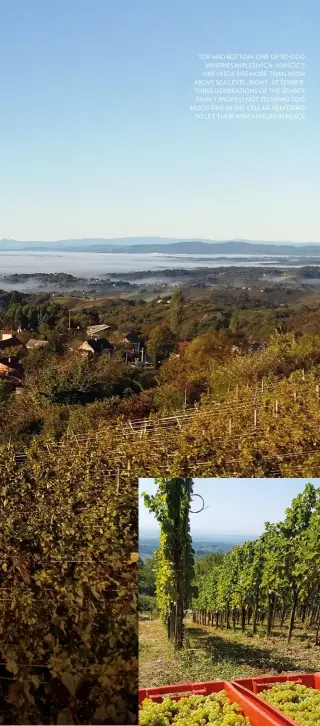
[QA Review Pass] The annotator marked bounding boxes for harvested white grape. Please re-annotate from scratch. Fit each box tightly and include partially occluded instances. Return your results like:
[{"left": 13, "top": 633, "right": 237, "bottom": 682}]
[
  {"left": 139, "top": 689, "right": 252, "bottom": 725},
  {"left": 260, "top": 681, "right": 320, "bottom": 726}
]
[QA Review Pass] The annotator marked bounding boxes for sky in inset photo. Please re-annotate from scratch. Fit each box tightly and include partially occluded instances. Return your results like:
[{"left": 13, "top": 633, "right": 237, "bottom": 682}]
[{"left": 139, "top": 478, "right": 320, "bottom": 535}]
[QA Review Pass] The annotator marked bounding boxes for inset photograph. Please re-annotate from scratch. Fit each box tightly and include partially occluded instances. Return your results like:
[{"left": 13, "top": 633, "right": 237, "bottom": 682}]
[{"left": 139, "top": 477, "right": 320, "bottom": 726}]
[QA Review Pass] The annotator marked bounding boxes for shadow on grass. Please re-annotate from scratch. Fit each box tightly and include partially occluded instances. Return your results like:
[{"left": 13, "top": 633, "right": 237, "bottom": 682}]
[
  {"left": 185, "top": 627, "right": 316, "bottom": 674},
  {"left": 269, "top": 629, "right": 311, "bottom": 642}
]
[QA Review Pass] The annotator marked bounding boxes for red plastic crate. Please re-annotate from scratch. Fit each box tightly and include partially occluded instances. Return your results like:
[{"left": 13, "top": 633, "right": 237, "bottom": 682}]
[
  {"left": 232, "top": 673, "right": 320, "bottom": 726},
  {"left": 139, "top": 679, "right": 290, "bottom": 725}
]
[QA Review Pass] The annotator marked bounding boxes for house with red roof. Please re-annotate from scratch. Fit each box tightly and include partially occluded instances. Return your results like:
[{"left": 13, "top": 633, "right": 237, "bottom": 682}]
[{"left": 177, "top": 340, "right": 191, "bottom": 353}]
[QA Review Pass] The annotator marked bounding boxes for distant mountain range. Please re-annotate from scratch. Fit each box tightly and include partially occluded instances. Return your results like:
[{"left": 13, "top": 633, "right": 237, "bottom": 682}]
[
  {"left": 0, "top": 237, "right": 320, "bottom": 257},
  {"left": 1, "top": 238, "right": 320, "bottom": 255}
]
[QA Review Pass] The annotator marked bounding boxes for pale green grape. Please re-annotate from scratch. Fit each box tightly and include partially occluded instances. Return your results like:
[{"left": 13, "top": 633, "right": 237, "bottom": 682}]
[
  {"left": 139, "top": 690, "right": 252, "bottom": 725},
  {"left": 260, "top": 681, "right": 320, "bottom": 725}
]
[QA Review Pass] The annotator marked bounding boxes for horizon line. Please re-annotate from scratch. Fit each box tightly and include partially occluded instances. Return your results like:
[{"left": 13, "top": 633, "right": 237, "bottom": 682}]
[
  {"left": 1, "top": 237, "right": 320, "bottom": 245},
  {"left": 139, "top": 530, "right": 261, "bottom": 537}
]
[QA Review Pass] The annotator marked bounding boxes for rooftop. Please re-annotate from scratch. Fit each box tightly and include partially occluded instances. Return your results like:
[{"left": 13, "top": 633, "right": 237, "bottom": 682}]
[
  {"left": 79, "top": 338, "right": 114, "bottom": 354},
  {"left": 86, "top": 324, "right": 112, "bottom": 335},
  {"left": 26, "top": 339, "right": 49, "bottom": 349},
  {"left": 178, "top": 340, "right": 191, "bottom": 352}
]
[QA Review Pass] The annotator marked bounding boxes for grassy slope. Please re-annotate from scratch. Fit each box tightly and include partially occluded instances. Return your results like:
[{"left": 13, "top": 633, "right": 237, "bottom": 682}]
[{"left": 139, "top": 618, "right": 320, "bottom": 688}]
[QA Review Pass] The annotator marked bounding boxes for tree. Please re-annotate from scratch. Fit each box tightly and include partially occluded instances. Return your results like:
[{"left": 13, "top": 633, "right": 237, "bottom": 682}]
[
  {"left": 0, "top": 380, "right": 11, "bottom": 403},
  {"left": 146, "top": 325, "right": 177, "bottom": 367},
  {"left": 152, "top": 383, "right": 185, "bottom": 414},
  {"left": 139, "top": 556, "right": 156, "bottom": 596},
  {"left": 5, "top": 298, "right": 25, "bottom": 329},
  {"left": 46, "top": 331, "right": 67, "bottom": 355},
  {"left": 0, "top": 344, "right": 27, "bottom": 360},
  {"left": 184, "top": 331, "right": 237, "bottom": 368},
  {"left": 170, "top": 290, "right": 185, "bottom": 335}
]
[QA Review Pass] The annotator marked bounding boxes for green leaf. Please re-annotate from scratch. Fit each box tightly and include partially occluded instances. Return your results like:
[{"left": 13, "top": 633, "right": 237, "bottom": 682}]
[{"left": 60, "top": 672, "right": 76, "bottom": 697}]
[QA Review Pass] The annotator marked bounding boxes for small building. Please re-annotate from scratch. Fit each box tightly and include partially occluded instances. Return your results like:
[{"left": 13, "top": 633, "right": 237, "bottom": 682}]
[
  {"left": 0, "top": 363, "right": 19, "bottom": 378},
  {"left": 122, "top": 331, "right": 144, "bottom": 352},
  {"left": 0, "top": 355, "right": 22, "bottom": 368},
  {"left": 123, "top": 331, "right": 140, "bottom": 344},
  {"left": 26, "top": 339, "right": 49, "bottom": 351},
  {"left": 0, "top": 356, "right": 24, "bottom": 387},
  {"left": 1, "top": 330, "right": 17, "bottom": 341},
  {"left": 86, "top": 324, "right": 114, "bottom": 338},
  {"left": 178, "top": 340, "right": 191, "bottom": 353},
  {"left": 0, "top": 333, "right": 26, "bottom": 354},
  {"left": 78, "top": 338, "right": 114, "bottom": 357}
]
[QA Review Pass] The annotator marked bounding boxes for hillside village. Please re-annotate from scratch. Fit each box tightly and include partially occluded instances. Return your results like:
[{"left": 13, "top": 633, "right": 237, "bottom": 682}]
[
  {"left": 0, "top": 325, "right": 156, "bottom": 390},
  {"left": 2, "top": 280, "right": 318, "bottom": 455}
]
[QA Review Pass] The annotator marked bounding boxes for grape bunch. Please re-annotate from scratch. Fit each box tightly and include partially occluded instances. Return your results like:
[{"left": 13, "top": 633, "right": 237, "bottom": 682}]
[
  {"left": 139, "top": 689, "right": 252, "bottom": 725},
  {"left": 260, "top": 681, "right": 320, "bottom": 725}
]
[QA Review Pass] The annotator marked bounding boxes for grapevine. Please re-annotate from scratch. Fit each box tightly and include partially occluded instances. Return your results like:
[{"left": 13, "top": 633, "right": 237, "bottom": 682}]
[
  {"left": 192, "top": 483, "right": 320, "bottom": 644},
  {"left": 9, "top": 364, "right": 320, "bottom": 478},
  {"left": 142, "top": 479, "right": 195, "bottom": 650},
  {"left": 37, "top": 366, "right": 320, "bottom": 478},
  {"left": 0, "top": 438, "right": 138, "bottom": 724}
]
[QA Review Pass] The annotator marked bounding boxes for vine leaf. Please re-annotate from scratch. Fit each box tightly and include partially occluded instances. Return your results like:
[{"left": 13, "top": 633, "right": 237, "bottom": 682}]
[
  {"left": 24, "top": 684, "right": 35, "bottom": 705},
  {"left": 60, "top": 672, "right": 76, "bottom": 696},
  {"left": 6, "top": 682, "right": 24, "bottom": 704},
  {"left": 6, "top": 658, "right": 18, "bottom": 675},
  {"left": 57, "top": 708, "right": 73, "bottom": 725},
  {"left": 92, "top": 705, "right": 107, "bottom": 723}
]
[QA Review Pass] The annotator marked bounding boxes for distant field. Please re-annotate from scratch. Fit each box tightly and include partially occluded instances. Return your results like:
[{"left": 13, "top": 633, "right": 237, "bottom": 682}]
[
  {"left": 53, "top": 293, "right": 138, "bottom": 307},
  {"left": 139, "top": 535, "right": 258, "bottom": 559}
]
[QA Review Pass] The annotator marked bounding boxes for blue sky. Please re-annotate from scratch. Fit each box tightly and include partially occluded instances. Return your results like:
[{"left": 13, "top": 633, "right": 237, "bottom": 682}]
[
  {"left": 0, "top": 0, "right": 319, "bottom": 241},
  {"left": 139, "top": 478, "right": 320, "bottom": 535}
]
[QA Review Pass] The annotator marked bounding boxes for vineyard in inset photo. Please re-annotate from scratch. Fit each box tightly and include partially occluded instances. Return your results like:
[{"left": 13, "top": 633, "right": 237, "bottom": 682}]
[{"left": 139, "top": 478, "right": 320, "bottom": 725}]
